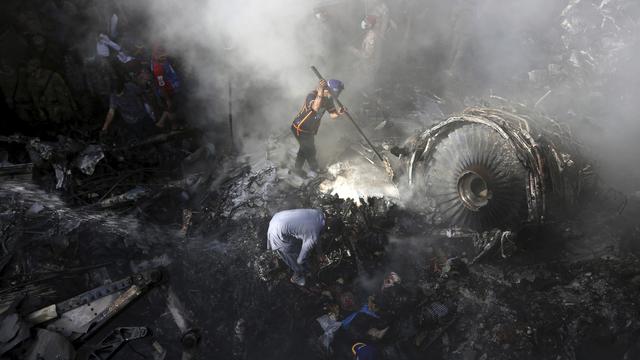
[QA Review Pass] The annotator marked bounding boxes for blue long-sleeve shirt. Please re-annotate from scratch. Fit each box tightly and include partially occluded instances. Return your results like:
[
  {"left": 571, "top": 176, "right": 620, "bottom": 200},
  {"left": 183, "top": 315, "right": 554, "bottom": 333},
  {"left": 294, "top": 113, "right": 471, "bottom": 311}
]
[{"left": 267, "top": 209, "right": 325, "bottom": 265}]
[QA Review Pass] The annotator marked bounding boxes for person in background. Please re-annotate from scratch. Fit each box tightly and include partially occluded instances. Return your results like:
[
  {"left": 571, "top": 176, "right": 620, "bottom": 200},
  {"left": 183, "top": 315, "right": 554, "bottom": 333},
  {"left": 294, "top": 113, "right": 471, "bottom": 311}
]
[
  {"left": 349, "top": 15, "right": 383, "bottom": 87},
  {"left": 267, "top": 208, "right": 329, "bottom": 286},
  {"left": 150, "top": 45, "right": 181, "bottom": 130},
  {"left": 100, "top": 76, "right": 154, "bottom": 140}
]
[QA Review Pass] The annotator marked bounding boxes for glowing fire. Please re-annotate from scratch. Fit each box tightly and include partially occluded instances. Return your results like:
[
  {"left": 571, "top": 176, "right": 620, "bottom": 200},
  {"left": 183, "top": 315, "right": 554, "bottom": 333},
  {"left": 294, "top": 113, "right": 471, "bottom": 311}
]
[{"left": 319, "top": 159, "right": 399, "bottom": 204}]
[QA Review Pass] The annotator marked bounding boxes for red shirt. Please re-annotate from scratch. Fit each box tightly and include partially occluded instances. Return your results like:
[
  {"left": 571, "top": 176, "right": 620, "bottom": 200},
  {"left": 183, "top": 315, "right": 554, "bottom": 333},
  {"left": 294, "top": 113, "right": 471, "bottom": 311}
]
[{"left": 152, "top": 61, "right": 174, "bottom": 97}]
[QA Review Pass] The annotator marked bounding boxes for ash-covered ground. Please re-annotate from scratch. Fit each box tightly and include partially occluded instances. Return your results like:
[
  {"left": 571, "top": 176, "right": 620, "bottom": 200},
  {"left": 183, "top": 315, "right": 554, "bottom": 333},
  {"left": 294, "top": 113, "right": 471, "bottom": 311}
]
[
  {"left": 2, "top": 1, "right": 640, "bottom": 360},
  {"left": 2, "top": 155, "right": 640, "bottom": 360}
]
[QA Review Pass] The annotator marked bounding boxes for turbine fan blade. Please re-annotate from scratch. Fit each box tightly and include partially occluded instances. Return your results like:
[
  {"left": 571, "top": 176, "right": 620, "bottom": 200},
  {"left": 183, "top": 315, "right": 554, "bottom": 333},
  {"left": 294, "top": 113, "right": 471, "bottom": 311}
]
[{"left": 418, "top": 123, "right": 528, "bottom": 230}]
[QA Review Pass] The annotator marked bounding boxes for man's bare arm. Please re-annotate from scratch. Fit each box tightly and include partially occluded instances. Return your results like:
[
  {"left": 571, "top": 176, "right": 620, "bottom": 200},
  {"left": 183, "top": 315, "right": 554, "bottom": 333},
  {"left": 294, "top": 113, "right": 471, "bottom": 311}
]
[
  {"left": 101, "top": 108, "right": 115, "bottom": 132},
  {"left": 328, "top": 106, "right": 346, "bottom": 119},
  {"left": 311, "top": 80, "right": 327, "bottom": 112}
]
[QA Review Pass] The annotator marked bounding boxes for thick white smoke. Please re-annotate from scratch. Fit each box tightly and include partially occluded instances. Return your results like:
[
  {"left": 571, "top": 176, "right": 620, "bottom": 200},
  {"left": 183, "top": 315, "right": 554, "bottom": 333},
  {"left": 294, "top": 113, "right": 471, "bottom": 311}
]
[
  {"left": 136, "top": 0, "right": 370, "bottom": 161},
  {"left": 129, "top": 0, "right": 640, "bottom": 191}
]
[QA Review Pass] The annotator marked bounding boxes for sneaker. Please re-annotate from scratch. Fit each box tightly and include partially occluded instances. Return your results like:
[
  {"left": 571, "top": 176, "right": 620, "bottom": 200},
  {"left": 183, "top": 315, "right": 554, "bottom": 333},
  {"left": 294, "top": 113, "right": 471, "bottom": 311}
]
[{"left": 290, "top": 273, "right": 306, "bottom": 286}]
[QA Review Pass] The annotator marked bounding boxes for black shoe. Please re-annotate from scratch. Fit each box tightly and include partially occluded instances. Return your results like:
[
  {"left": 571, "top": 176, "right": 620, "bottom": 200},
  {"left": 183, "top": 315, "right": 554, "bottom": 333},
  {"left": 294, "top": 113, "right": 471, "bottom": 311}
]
[{"left": 293, "top": 168, "right": 306, "bottom": 178}]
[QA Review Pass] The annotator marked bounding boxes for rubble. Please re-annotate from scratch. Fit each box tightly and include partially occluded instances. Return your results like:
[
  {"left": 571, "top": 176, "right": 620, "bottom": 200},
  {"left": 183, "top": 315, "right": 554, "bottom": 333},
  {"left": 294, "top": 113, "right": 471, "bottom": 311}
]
[
  {"left": 2, "top": 123, "right": 637, "bottom": 360},
  {"left": 0, "top": 1, "right": 639, "bottom": 359},
  {"left": 25, "top": 328, "right": 75, "bottom": 360},
  {"left": 80, "top": 327, "right": 149, "bottom": 360},
  {"left": 0, "top": 309, "right": 32, "bottom": 357},
  {"left": 74, "top": 145, "right": 104, "bottom": 176}
]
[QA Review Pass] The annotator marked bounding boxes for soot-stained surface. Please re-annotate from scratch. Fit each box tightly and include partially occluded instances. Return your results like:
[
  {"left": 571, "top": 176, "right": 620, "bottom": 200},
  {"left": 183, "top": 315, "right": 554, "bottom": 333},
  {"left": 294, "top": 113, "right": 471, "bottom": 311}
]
[{"left": 1, "top": 162, "right": 640, "bottom": 359}]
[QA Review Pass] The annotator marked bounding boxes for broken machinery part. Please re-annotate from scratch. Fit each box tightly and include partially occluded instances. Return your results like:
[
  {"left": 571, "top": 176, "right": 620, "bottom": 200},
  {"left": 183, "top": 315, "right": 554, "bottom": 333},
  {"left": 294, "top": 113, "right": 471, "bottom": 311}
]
[{"left": 403, "top": 106, "right": 593, "bottom": 231}]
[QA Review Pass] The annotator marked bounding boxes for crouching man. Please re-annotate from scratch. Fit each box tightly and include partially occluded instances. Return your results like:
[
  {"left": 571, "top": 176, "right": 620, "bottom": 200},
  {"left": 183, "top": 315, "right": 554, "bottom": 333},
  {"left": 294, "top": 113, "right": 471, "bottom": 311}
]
[{"left": 267, "top": 208, "right": 326, "bottom": 286}]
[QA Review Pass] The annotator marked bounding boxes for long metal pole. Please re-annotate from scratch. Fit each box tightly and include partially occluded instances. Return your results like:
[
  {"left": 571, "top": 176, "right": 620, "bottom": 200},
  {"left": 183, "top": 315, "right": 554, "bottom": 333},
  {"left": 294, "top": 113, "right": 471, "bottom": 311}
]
[{"left": 310, "top": 66, "right": 384, "bottom": 162}]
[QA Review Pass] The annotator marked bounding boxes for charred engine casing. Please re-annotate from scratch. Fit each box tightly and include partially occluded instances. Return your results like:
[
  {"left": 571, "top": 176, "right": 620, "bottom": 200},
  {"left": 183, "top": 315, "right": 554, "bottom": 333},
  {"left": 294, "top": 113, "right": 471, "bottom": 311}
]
[{"left": 404, "top": 107, "right": 592, "bottom": 231}]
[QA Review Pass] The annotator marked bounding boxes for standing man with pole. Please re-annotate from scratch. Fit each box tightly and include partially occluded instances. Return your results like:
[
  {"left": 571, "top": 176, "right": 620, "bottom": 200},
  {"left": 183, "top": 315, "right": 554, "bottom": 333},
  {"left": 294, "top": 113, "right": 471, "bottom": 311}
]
[
  {"left": 291, "top": 78, "right": 346, "bottom": 177},
  {"left": 310, "top": 66, "right": 386, "bottom": 164}
]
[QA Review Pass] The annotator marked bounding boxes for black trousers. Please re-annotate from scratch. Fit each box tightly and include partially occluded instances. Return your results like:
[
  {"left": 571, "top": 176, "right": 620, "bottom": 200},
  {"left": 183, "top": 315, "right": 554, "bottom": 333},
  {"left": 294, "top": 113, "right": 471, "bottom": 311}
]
[
  {"left": 275, "top": 239, "right": 306, "bottom": 276},
  {"left": 291, "top": 127, "right": 318, "bottom": 170}
]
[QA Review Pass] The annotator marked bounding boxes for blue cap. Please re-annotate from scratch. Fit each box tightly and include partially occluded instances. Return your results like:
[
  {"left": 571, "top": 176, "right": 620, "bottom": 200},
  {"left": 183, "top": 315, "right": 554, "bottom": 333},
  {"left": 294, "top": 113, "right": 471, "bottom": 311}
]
[{"left": 327, "top": 79, "right": 344, "bottom": 95}]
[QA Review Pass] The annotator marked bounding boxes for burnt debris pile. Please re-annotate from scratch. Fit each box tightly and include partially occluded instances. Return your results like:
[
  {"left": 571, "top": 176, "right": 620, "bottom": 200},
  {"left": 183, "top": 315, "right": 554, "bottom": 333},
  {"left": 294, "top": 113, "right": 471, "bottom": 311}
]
[{"left": 1, "top": 157, "right": 640, "bottom": 359}]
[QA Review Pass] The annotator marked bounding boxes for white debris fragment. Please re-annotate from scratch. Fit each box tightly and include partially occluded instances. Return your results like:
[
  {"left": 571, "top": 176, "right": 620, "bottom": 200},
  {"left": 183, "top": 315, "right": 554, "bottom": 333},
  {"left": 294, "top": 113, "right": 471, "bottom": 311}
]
[{"left": 319, "top": 158, "right": 399, "bottom": 204}]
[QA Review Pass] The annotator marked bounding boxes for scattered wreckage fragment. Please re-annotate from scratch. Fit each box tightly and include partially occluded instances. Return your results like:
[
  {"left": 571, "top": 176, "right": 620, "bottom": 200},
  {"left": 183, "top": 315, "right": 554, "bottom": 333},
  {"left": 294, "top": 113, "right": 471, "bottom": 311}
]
[
  {"left": 0, "top": 268, "right": 162, "bottom": 359},
  {"left": 393, "top": 106, "right": 594, "bottom": 232},
  {"left": 28, "top": 268, "right": 162, "bottom": 343}
]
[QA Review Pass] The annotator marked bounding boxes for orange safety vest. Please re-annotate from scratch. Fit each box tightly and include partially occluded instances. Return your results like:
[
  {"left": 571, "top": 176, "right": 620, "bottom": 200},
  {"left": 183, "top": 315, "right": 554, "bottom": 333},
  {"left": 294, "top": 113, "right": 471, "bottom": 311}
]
[{"left": 292, "top": 109, "right": 317, "bottom": 136}]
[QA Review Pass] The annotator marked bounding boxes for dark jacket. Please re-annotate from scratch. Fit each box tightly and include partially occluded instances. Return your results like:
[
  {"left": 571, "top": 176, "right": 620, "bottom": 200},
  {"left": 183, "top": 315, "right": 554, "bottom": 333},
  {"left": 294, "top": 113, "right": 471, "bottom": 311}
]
[{"left": 291, "top": 91, "right": 336, "bottom": 136}]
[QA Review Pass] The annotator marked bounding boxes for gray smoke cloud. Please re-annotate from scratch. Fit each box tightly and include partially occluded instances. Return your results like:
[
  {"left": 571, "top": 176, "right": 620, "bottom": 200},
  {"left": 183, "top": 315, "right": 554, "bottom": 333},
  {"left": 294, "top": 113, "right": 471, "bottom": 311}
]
[
  {"left": 133, "top": 0, "right": 370, "bottom": 160},
  {"left": 124, "top": 0, "right": 639, "bottom": 191},
  {"left": 434, "top": 0, "right": 640, "bottom": 191},
  {"left": 142, "top": 2, "right": 335, "bottom": 115}
]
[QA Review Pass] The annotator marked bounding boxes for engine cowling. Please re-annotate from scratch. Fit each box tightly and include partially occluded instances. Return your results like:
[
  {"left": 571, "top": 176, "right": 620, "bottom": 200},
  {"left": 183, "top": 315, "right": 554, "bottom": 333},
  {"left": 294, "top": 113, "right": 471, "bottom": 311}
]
[{"left": 405, "top": 106, "right": 592, "bottom": 231}]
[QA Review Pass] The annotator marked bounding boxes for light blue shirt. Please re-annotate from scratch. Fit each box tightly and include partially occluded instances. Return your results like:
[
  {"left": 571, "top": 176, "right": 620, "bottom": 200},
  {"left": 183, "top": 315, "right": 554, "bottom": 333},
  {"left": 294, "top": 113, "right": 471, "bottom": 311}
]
[{"left": 267, "top": 209, "right": 325, "bottom": 265}]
